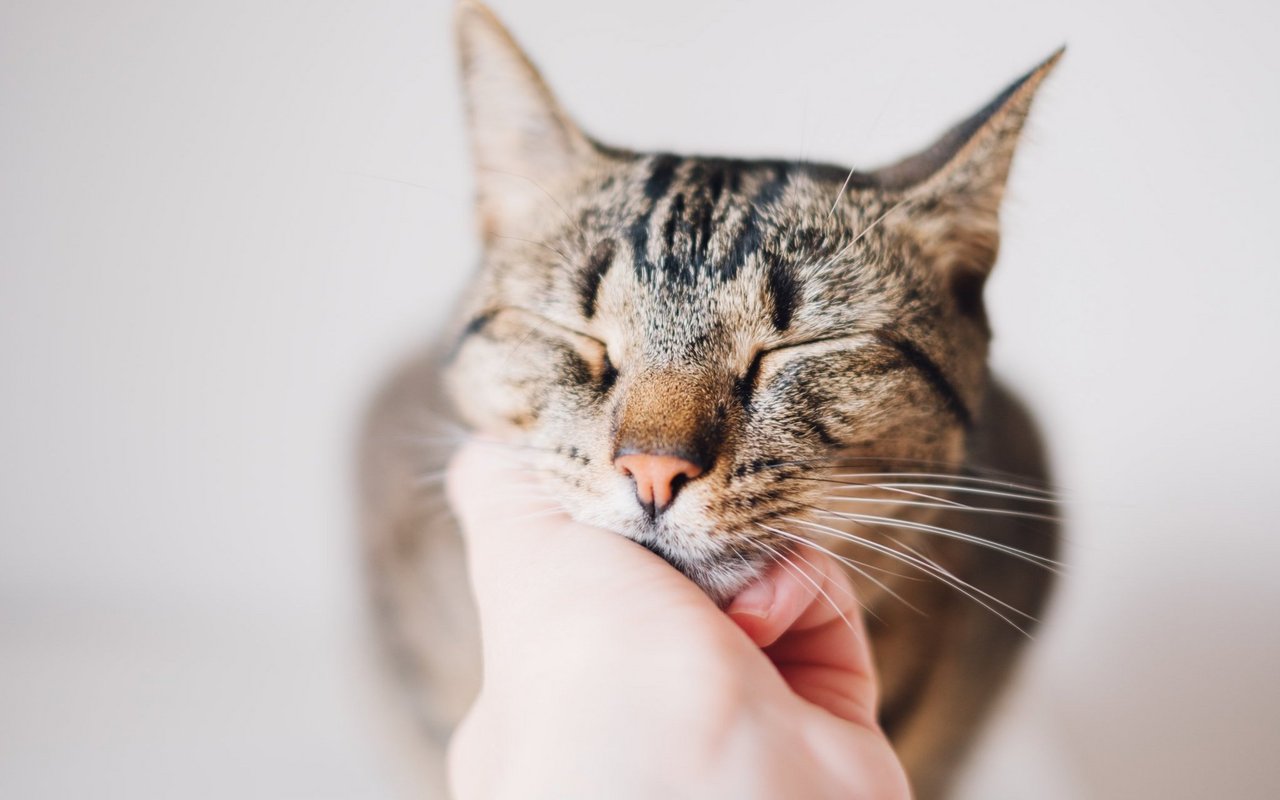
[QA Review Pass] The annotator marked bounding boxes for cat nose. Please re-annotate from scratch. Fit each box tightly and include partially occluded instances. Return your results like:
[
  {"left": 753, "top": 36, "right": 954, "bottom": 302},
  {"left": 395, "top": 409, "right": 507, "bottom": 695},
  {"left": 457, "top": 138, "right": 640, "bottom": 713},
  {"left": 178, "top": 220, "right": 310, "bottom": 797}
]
[{"left": 614, "top": 453, "right": 704, "bottom": 519}]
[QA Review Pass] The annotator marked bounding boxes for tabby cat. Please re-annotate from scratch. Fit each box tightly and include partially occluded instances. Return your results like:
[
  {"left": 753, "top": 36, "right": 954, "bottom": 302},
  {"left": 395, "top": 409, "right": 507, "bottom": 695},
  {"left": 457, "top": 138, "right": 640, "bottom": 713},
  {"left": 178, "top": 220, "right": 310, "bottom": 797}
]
[{"left": 360, "top": 2, "right": 1061, "bottom": 797}]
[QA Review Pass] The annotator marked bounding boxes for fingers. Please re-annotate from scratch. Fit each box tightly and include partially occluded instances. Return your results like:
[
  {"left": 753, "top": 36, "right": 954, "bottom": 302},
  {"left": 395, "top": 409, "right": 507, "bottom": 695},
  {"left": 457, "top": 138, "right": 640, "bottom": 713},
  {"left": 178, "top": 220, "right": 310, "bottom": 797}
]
[
  {"left": 445, "top": 442, "right": 707, "bottom": 647},
  {"left": 727, "top": 550, "right": 881, "bottom": 729},
  {"left": 450, "top": 443, "right": 881, "bottom": 728},
  {"left": 726, "top": 559, "right": 814, "bottom": 648}
]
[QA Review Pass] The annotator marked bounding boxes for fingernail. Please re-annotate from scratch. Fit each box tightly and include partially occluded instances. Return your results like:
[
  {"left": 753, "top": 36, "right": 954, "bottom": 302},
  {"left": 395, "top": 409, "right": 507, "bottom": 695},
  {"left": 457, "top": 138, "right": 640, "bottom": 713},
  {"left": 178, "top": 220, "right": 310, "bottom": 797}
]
[{"left": 728, "top": 574, "right": 776, "bottom": 620}]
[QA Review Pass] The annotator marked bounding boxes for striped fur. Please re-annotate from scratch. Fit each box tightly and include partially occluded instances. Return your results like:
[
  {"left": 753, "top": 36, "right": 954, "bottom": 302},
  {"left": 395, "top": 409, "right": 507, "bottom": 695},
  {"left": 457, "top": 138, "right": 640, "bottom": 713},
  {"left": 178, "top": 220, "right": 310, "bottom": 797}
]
[{"left": 361, "top": 3, "right": 1062, "bottom": 797}]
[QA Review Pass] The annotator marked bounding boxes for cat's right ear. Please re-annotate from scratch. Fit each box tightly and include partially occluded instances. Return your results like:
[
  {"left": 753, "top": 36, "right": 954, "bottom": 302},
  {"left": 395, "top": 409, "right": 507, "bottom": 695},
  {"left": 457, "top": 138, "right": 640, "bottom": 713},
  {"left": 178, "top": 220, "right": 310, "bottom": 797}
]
[
  {"left": 455, "top": 1, "right": 596, "bottom": 238},
  {"left": 870, "top": 50, "right": 1062, "bottom": 316}
]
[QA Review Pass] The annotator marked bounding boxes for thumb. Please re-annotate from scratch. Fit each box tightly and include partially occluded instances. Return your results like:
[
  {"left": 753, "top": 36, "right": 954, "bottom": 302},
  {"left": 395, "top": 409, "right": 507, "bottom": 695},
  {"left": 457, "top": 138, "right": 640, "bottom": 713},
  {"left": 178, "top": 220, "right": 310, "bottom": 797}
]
[{"left": 727, "top": 549, "right": 881, "bottom": 729}]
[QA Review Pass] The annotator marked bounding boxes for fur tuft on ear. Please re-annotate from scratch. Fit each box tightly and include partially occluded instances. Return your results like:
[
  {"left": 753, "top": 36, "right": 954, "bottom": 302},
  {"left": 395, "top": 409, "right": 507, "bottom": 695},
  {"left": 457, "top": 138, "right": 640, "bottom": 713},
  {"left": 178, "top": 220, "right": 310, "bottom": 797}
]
[
  {"left": 455, "top": 1, "right": 597, "bottom": 238},
  {"left": 875, "top": 49, "right": 1063, "bottom": 314}
]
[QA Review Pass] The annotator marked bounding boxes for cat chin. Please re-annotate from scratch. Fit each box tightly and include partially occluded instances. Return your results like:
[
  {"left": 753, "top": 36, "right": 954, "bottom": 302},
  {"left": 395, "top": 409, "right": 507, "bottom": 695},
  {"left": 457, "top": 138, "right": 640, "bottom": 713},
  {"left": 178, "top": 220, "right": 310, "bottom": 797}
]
[{"left": 638, "top": 538, "right": 761, "bottom": 608}]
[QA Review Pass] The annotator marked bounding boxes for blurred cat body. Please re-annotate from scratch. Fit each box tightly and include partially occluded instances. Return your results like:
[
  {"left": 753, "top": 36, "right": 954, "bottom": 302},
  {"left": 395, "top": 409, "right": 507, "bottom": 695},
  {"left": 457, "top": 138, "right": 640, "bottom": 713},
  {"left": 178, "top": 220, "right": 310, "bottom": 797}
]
[{"left": 361, "top": 3, "right": 1061, "bottom": 797}]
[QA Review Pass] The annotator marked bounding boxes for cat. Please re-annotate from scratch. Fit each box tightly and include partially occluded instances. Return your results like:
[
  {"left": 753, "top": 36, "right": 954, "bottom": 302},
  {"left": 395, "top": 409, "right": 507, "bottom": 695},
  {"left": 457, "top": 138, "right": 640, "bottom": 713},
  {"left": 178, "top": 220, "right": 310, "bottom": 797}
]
[{"left": 360, "top": 2, "right": 1061, "bottom": 797}]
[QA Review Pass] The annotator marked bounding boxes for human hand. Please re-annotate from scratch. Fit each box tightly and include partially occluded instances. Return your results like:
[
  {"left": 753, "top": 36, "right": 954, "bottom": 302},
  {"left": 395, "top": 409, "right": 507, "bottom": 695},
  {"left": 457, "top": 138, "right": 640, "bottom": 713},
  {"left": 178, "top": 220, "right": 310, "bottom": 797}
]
[{"left": 446, "top": 442, "right": 911, "bottom": 799}]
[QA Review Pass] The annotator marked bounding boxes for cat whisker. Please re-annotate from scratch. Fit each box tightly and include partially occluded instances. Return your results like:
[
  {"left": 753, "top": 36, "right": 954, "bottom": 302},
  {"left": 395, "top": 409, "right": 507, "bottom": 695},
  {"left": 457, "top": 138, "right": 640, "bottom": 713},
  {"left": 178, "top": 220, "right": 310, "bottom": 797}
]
[
  {"left": 775, "top": 541, "right": 862, "bottom": 604},
  {"left": 780, "top": 516, "right": 1035, "bottom": 636},
  {"left": 500, "top": 317, "right": 552, "bottom": 368},
  {"left": 793, "top": 508, "right": 1061, "bottom": 571},
  {"left": 395, "top": 422, "right": 473, "bottom": 448},
  {"left": 827, "top": 165, "right": 860, "bottom": 219},
  {"left": 757, "top": 524, "right": 918, "bottom": 615},
  {"left": 479, "top": 166, "right": 589, "bottom": 248},
  {"left": 773, "top": 517, "right": 983, "bottom": 611},
  {"left": 492, "top": 233, "right": 577, "bottom": 269},
  {"left": 808, "top": 471, "right": 1061, "bottom": 501},
  {"left": 485, "top": 439, "right": 564, "bottom": 458},
  {"left": 820, "top": 196, "right": 911, "bottom": 267},
  {"left": 397, "top": 420, "right": 536, "bottom": 454},
  {"left": 752, "top": 518, "right": 922, "bottom": 582},
  {"left": 794, "top": 477, "right": 971, "bottom": 508},
  {"left": 411, "top": 470, "right": 450, "bottom": 488},
  {"left": 829, "top": 468, "right": 1049, "bottom": 494},
  {"left": 787, "top": 514, "right": 1028, "bottom": 602},
  {"left": 509, "top": 505, "right": 570, "bottom": 523},
  {"left": 821, "top": 469, "right": 1059, "bottom": 493},
  {"left": 732, "top": 549, "right": 768, "bottom": 582},
  {"left": 821, "top": 479, "right": 1062, "bottom": 506},
  {"left": 349, "top": 171, "right": 448, "bottom": 195},
  {"left": 793, "top": 475, "right": 1061, "bottom": 510},
  {"left": 816, "top": 494, "right": 1062, "bottom": 524},
  {"left": 756, "top": 539, "right": 866, "bottom": 632},
  {"left": 755, "top": 454, "right": 1057, "bottom": 491}
]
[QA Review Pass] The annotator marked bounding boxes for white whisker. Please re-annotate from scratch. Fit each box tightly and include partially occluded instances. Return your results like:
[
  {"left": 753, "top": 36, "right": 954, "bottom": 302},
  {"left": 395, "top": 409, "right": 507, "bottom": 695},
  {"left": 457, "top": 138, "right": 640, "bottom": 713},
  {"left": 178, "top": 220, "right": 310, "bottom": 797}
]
[
  {"left": 757, "top": 539, "right": 863, "bottom": 633},
  {"left": 780, "top": 516, "right": 1036, "bottom": 635},
  {"left": 818, "top": 472, "right": 1060, "bottom": 500},
  {"left": 796, "top": 510, "right": 1060, "bottom": 571},
  {"left": 758, "top": 524, "right": 918, "bottom": 614},
  {"left": 827, "top": 165, "right": 859, "bottom": 219},
  {"left": 822, "top": 197, "right": 910, "bottom": 266},
  {"left": 817, "top": 495, "right": 1060, "bottom": 524}
]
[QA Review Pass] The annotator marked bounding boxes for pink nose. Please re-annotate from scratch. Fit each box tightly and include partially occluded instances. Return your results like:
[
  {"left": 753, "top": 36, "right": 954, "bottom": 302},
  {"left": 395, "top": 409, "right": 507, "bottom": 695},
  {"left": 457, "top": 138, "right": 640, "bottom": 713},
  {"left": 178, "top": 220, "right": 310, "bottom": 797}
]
[{"left": 614, "top": 453, "right": 704, "bottom": 518}]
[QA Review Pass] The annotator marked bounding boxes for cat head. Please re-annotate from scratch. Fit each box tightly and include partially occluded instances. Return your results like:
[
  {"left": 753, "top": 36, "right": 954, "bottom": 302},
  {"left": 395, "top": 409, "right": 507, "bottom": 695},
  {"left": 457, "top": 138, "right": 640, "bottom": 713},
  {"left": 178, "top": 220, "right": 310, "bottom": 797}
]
[{"left": 444, "top": 0, "right": 1059, "bottom": 602}]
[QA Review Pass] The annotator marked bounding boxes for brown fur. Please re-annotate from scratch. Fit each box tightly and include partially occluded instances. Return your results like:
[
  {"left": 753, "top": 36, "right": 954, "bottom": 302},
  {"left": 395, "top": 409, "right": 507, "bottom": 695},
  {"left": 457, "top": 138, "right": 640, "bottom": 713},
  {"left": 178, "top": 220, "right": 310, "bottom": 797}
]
[{"left": 361, "top": 2, "right": 1061, "bottom": 797}]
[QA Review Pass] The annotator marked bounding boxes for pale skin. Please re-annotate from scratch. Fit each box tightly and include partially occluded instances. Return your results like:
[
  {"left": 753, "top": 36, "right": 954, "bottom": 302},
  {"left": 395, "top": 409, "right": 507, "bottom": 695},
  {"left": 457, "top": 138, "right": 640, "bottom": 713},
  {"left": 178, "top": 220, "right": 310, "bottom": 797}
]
[{"left": 446, "top": 443, "right": 911, "bottom": 799}]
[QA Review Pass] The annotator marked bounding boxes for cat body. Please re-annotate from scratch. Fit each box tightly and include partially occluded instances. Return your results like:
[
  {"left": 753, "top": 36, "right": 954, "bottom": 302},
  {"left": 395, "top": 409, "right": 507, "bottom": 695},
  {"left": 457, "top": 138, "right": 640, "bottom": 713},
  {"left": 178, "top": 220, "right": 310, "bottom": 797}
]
[{"left": 361, "top": 3, "right": 1060, "bottom": 797}]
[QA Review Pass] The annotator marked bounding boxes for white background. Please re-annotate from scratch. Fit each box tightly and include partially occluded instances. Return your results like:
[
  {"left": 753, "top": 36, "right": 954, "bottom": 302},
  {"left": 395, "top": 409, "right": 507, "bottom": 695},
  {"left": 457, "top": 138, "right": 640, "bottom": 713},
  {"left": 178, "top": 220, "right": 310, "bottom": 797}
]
[{"left": 3, "top": 0, "right": 1278, "bottom": 797}]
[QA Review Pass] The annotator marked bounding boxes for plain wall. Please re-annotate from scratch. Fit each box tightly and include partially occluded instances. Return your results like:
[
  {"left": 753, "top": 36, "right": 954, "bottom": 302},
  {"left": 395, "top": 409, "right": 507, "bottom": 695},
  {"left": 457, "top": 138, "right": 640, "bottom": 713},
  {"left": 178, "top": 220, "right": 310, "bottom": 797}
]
[{"left": 3, "top": 0, "right": 1278, "bottom": 797}]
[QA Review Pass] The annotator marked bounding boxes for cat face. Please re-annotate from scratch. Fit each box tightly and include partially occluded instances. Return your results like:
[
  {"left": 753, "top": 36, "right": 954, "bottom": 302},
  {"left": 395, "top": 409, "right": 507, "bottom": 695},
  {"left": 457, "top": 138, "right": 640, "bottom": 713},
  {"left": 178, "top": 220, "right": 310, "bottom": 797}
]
[{"left": 444, "top": 1, "right": 1058, "bottom": 601}]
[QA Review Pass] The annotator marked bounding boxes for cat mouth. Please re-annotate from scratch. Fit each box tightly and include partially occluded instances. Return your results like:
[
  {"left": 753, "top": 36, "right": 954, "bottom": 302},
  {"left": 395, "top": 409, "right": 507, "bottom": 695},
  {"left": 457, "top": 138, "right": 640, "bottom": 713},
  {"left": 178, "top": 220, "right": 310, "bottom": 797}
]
[{"left": 638, "top": 538, "right": 764, "bottom": 606}]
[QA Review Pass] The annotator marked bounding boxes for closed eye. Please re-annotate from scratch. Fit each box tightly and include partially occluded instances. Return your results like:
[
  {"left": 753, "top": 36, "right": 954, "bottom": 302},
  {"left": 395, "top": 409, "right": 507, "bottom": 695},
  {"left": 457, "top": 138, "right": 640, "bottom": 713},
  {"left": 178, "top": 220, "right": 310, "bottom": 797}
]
[
  {"left": 740, "top": 329, "right": 972, "bottom": 426},
  {"left": 497, "top": 306, "right": 607, "bottom": 349},
  {"left": 496, "top": 306, "right": 618, "bottom": 389},
  {"left": 738, "top": 334, "right": 863, "bottom": 406}
]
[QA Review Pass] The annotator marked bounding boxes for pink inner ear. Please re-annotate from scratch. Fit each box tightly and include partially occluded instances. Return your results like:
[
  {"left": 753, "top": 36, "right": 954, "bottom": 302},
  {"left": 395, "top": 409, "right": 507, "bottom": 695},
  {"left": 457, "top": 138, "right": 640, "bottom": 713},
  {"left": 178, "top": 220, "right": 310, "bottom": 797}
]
[
  {"left": 870, "top": 48, "right": 1062, "bottom": 196},
  {"left": 949, "top": 261, "right": 991, "bottom": 320}
]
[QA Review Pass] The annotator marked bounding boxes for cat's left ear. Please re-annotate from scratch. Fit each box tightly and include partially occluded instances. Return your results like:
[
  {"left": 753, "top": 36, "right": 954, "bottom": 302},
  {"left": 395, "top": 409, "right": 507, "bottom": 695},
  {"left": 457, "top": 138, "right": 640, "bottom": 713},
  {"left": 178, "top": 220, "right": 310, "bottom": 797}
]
[
  {"left": 455, "top": 1, "right": 598, "bottom": 238},
  {"left": 873, "top": 49, "right": 1063, "bottom": 313}
]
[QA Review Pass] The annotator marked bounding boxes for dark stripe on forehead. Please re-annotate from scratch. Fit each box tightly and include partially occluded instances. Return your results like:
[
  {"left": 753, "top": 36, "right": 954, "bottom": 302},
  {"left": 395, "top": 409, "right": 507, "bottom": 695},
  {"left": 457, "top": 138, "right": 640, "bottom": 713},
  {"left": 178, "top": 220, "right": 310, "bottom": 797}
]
[
  {"left": 874, "top": 330, "right": 974, "bottom": 428},
  {"left": 627, "top": 154, "right": 682, "bottom": 282},
  {"left": 644, "top": 154, "right": 681, "bottom": 200},
  {"left": 630, "top": 156, "right": 797, "bottom": 285},
  {"left": 706, "top": 165, "right": 727, "bottom": 204},
  {"left": 578, "top": 239, "right": 616, "bottom": 318},
  {"left": 694, "top": 194, "right": 714, "bottom": 262},
  {"left": 659, "top": 192, "right": 694, "bottom": 279},
  {"left": 765, "top": 260, "right": 799, "bottom": 331},
  {"left": 661, "top": 161, "right": 727, "bottom": 280},
  {"left": 662, "top": 193, "right": 685, "bottom": 252},
  {"left": 720, "top": 163, "right": 791, "bottom": 280}
]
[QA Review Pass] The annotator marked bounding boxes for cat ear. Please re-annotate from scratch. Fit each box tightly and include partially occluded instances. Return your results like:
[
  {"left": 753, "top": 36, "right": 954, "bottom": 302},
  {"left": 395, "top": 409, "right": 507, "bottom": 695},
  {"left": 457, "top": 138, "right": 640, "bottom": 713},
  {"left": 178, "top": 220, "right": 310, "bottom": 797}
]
[
  {"left": 455, "top": 1, "right": 597, "bottom": 237},
  {"left": 874, "top": 49, "right": 1063, "bottom": 313}
]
